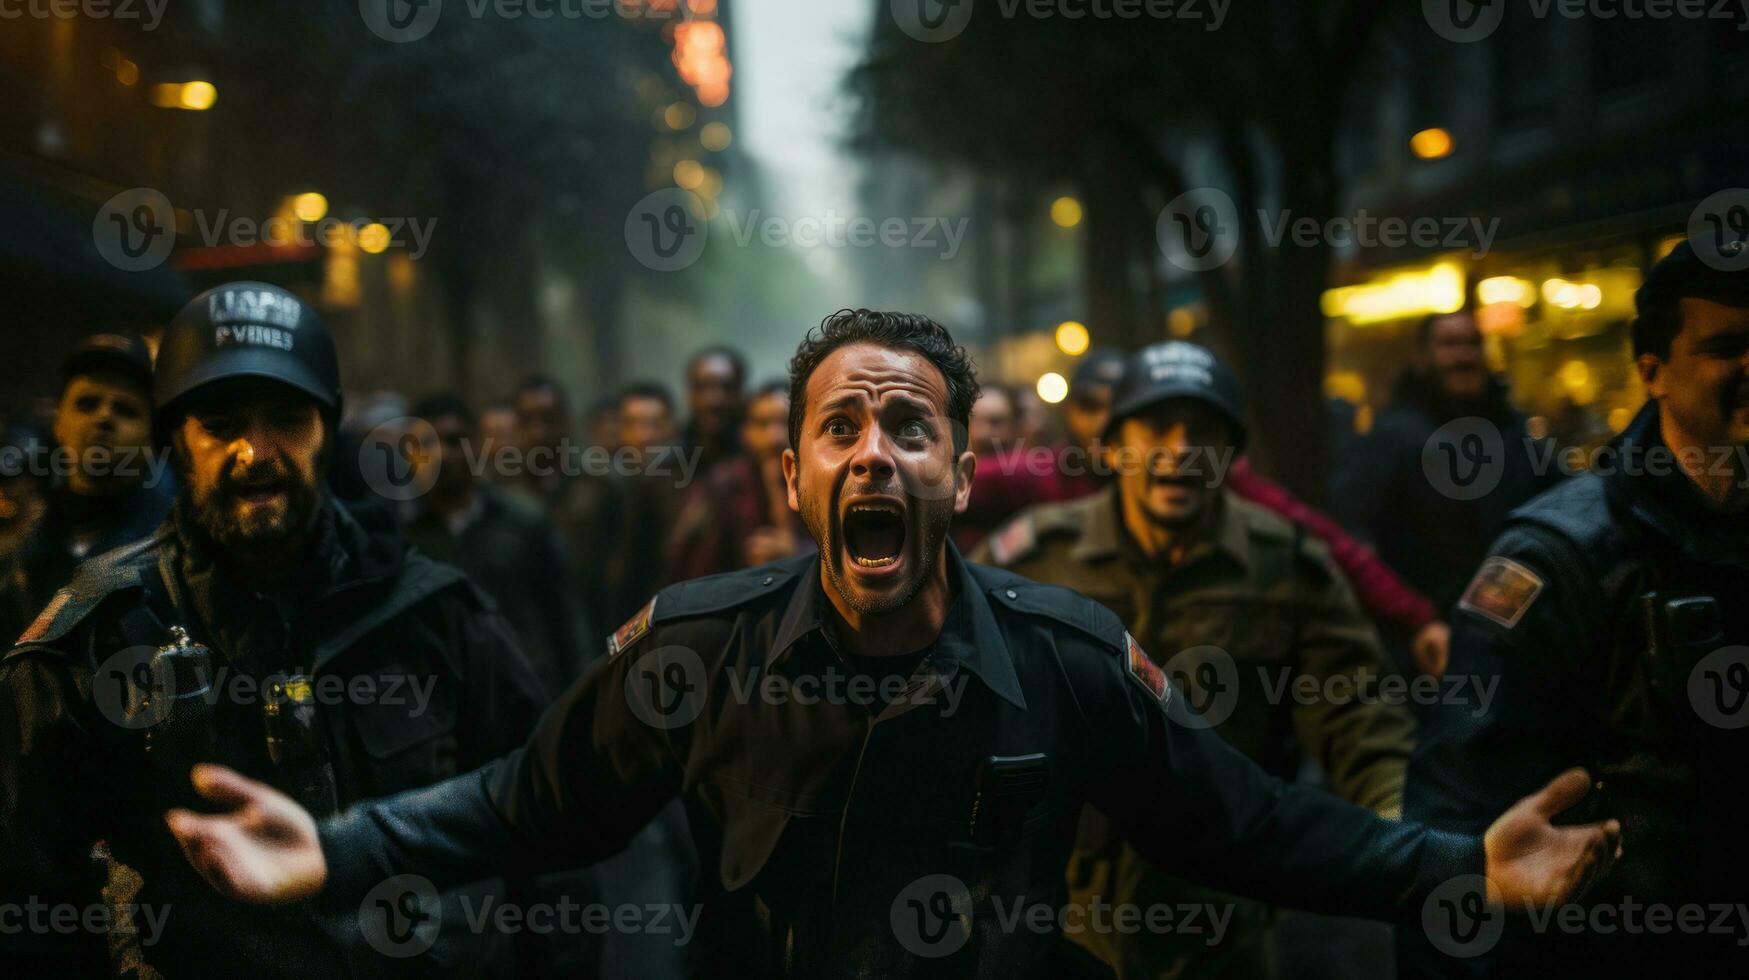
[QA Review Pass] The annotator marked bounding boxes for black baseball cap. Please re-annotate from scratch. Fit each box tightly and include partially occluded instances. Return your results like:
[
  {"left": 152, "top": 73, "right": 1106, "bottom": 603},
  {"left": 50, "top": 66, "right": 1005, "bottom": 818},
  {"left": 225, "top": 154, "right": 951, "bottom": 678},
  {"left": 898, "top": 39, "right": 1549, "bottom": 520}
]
[
  {"left": 155, "top": 282, "right": 341, "bottom": 428},
  {"left": 1636, "top": 239, "right": 1749, "bottom": 314},
  {"left": 61, "top": 333, "right": 154, "bottom": 395},
  {"left": 1105, "top": 341, "right": 1247, "bottom": 450},
  {"left": 1070, "top": 348, "right": 1126, "bottom": 402}
]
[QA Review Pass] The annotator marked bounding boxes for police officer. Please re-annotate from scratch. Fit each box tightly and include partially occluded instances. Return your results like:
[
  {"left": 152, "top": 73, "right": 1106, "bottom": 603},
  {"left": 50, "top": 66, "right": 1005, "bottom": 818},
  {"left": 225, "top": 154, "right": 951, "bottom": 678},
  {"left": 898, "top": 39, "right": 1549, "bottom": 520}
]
[
  {"left": 0, "top": 282, "right": 548, "bottom": 977},
  {"left": 0, "top": 334, "right": 173, "bottom": 642},
  {"left": 167, "top": 310, "right": 1616, "bottom": 979},
  {"left": 1402, "top": 240, "right": 1749, "bottom": 974},
  {"left": 974, "top": 340, "right": 1415, "bottom": 978}
]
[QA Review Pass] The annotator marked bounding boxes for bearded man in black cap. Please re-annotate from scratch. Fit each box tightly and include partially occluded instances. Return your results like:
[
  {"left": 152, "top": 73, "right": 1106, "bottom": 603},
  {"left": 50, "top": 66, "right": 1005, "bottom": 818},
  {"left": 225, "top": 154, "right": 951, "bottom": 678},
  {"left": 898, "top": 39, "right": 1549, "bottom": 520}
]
[
  {"left": 0, "top": 282, "right": 547, "bottom": 977},
  {"left": 0, "top": 334, "right": 173, "bottom": 642}
]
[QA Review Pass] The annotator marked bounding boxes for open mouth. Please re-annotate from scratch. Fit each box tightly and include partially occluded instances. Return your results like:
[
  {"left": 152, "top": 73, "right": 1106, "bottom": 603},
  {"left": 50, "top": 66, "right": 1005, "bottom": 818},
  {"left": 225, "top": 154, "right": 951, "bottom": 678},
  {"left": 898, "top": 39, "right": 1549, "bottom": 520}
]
[
  {"left": 843, "top": 500, "right": 906, "bottom": 569},
  {"left": 230, "top": 483, "right": 289, "bottom": 507}
]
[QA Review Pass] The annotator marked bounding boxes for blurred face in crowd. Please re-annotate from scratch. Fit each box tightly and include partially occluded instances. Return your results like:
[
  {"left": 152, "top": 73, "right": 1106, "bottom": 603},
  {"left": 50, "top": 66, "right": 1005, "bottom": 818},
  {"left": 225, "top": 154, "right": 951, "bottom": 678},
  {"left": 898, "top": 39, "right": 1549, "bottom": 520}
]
[
  {"left": 1642, "top": 297, "right": 1749, "bottom": 462},
  {"left": 619, "top": 394, "right": 675, "bottom": 454},
  {"left": 418, "top": 412, "right": 476, "bottom": 502},
  {"left": 53, "top": 371, "right": 152, "bottom": 497},
  {"left": 515, "top": 385, "right": 568, "bottom": 454},
  {"left": 479, "top": 405, "right": 515, "bottom": 459},
  {"left": 784, "top": 343, "right": 974, "bottom": 617},
  {"left": 1111, "top": 399, "right": 1232, "bottom": 537},
  {"left": 742, "top": 390, "right": 791, "bottom": 463},
  {"left": 1065, "top": 382, "right": 1114, "bottom": 456},
  {"left": 968, "top": 388, "right": 1016, "bottom": 457},
  {"left": 174, "top": 379, "right": 326, "bottom": 562},
  {"left": 1426, "top": 312, "right": 1487, "bottom": 402},
  {"left": 688, "top": 352, "right": 743, "bottom": 440}
]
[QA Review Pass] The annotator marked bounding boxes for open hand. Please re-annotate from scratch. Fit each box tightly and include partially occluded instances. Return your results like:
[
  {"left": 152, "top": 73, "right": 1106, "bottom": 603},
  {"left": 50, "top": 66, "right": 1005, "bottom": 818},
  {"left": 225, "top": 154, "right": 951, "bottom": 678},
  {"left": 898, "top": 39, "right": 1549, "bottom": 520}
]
[
  {"left": 1483, "top": 768, "right": 1621, "bottom": 909},
  {"left": 1411, "top": 620, "right": 1451, "bottom": 679},
  {"left": 165, "top": 764, "right": 328, "bottom": 904}
]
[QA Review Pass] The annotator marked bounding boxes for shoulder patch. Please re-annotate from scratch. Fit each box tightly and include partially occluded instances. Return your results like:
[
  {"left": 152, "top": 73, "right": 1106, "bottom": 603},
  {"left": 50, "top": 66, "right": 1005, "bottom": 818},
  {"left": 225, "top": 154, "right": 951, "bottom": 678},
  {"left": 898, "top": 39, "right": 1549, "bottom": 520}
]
[
  {"left": 16, "top": 589, "right": 72, "bottom": 645},
  {"left": 1458, "top": 556, "right": 1545, "bottom": 629},
  {"left": 1124, "top": 631, "right": 1170, "bottom": 706},
  {"left": 608, "top": 595, "right": 658, "bottom": 659}
]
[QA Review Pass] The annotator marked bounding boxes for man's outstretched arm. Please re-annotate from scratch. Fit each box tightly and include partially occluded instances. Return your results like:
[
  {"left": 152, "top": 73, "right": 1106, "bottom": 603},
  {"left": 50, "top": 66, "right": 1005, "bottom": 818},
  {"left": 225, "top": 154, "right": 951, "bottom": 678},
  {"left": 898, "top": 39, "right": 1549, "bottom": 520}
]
[{"left": 168, "top": 637, "right": 685, "bottom": 904}]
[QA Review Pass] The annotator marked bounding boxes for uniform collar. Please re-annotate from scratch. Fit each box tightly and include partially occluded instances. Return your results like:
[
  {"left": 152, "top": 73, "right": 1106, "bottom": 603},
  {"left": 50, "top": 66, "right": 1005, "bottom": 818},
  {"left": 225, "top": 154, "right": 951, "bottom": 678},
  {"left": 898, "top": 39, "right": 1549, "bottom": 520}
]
[
  {"left": 768, "top": 541, "right": 1027, "bottom": 709},
  {"left": 1071, "top": 484, "right": 1249, "bottom": 572}
]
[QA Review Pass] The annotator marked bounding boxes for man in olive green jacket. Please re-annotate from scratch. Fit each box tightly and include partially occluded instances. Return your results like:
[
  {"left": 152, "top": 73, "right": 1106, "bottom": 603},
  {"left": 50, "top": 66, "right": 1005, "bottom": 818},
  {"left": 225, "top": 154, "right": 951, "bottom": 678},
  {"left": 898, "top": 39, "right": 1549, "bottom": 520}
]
[{"left": 975, "top": 341, "right": 1414, "bottom": 979}]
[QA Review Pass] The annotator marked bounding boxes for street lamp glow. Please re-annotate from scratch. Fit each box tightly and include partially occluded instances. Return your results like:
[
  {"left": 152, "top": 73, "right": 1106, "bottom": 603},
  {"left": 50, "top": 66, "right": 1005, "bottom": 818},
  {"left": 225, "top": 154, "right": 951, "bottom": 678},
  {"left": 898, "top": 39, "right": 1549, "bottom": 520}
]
[
  {"left": 700, "top": 121, "right": 732, "bottom": 151},
  {"left": 358, "top": 223, "right": 391, "bottom": 254},
  {"left": 1050, "top": 196, "right": 1083, "bottom": 228},
  {"left": 1055, "top": 320, "right": 1090, "bottom": 355},
  {"left": 292, "top": 193, "right": 328, "bottom": 223},
  {"left": 1410, "top": 127, "right": 1454, "bottom": 160},
  {"left": 673, "top": 159, "right": 705, "bottom": 190},
  {"left": 1037, "top": 372, "right": 1069, "bottom": 404}
]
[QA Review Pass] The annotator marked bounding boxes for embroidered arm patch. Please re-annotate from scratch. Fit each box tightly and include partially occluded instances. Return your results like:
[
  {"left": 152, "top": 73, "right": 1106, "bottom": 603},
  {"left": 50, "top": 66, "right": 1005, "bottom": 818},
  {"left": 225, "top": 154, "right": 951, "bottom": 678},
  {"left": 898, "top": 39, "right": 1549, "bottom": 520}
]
[
  {"left": 1124, "top": 631, "right": 1170, "bottom": 706},
  {"left": 608, "top": 595, "right": 658, "bottom": 658},
  {"left": 1458, "top": 556, "right": 1545, "bottom": 629}
]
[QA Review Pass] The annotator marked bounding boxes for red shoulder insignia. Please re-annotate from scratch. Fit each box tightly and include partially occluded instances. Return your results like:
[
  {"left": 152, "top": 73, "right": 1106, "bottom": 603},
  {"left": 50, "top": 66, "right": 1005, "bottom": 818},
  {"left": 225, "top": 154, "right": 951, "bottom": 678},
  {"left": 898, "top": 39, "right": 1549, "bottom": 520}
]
[
  {"left": 1124, "top": 631, "right": 1169, "bottom": 705},
  {"left": 1458, "top": 556, "right": 1544, "bottom": 629},
  {"left": 16, "top": 590, "right": 70, "bottom": 646},
  {"left": 987, "top": 515, "right": 1037, "bottom": 566},
  {"left": 608, "top": 595, "right": 658, "bottom": 659}
]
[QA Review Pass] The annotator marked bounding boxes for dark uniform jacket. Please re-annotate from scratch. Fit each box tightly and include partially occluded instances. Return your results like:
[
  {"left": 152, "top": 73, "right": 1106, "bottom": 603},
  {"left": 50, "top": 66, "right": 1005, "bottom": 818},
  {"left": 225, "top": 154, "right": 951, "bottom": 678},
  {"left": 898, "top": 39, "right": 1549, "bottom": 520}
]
[
  {"left": 0, "top": 496, "right": 548, "bottom": 978},
  {"left": 314, "top": 545, "right": 1482, "bottom": 979},
  {"left": 1404, "top": 401, "right": 1749, "bottom": 975},
  {"left": 976, "top": 489, "right": 1414, "bottom": 978}
]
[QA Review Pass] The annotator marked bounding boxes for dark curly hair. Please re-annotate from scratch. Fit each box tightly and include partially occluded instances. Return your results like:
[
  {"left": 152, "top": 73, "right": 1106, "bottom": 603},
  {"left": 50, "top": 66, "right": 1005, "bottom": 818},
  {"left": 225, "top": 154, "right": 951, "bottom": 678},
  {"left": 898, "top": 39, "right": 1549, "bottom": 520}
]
[{"left": 787, "top": 309, "right": 980, "bottom": 454}]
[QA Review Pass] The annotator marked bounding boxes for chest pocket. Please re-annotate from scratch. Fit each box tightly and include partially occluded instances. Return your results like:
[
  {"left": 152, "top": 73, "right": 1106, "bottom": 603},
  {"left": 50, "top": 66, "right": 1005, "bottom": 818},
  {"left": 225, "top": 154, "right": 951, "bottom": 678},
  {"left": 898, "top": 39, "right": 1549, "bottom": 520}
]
[{"left": 345, "top": 672, "right": 459, "bottom": 797}]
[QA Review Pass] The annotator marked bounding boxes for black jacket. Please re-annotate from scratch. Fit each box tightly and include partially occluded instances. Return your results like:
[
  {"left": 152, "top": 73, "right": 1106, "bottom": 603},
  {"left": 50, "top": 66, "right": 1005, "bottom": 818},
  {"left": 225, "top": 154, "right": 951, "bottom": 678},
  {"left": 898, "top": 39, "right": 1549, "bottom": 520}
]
[
  {"left": 1403, "top": 401, "right": 1749, "bottom": 975},
  {"left": 315, "top": 546, "right": 1482, "bottom": 979},
  {"left": 1338, "top": 372, "right": 1558, "bottom": 613},
  {"left": 0, "top": 495, "right": 548, "bottom": 977}
]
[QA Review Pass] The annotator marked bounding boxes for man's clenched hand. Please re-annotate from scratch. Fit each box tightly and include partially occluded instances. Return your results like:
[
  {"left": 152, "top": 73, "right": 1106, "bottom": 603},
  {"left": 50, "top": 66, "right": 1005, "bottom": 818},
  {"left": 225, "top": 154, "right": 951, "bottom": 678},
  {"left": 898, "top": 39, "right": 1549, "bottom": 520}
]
[
  {"left": 165, "top": 764, "right": 327, "bottom": 904},
  {"left": 1484, "top": 768, "right": 1621, "bottom": 908}
]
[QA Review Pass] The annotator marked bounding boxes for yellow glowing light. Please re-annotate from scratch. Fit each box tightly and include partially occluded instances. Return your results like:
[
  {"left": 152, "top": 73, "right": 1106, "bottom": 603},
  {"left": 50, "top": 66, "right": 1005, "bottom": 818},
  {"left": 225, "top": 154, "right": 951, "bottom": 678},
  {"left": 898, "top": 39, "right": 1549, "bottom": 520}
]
[
  {"left": 1608, "top": 407, "right": 1632, "bottom": 432},
  {"left": 116, "top": 59, "right": 139, "bottom": 86},
  {"left": 1167, "top": 308, "right": 1197, "bottom": 338},
  {"left": 1050, "top": 196, "right": 1083, "bottom": 228},
  {"left": 291, "top": 192, "right": 329, "bottom": 223},
  {"left": 1055, "top": 320, "right": 1090, "bottom": 356},
  {"left": 699, "top": 121, "right": 732, "bottom": 151},
  {"left": 1558, "top": 360, "right": 1591, "bottom": 391},
  {"left": 357, "top": 223, "right": 391, "bottom": 254},
  {"left": 1478, "top": 276, "right": 1535, "bottom": 307},
  {"left": 1579, "top": 283, "right": 1603, "bottom": 310},
  {"left": 1542, "top": 278, "right": 1585, "bottom": 310},
  {"left": 1321, "top": 262, "right": 1465, "bottom": 325},
  {"left": 1410, "top": 127, "right": 1455, "bottom": 160},
  {"left": 663, "top": 102, "right": 696, "bottom": 130},
  {"left": 153, "top": 80, "right": 217, "bottom": 110},
  {"left": 673, "top": 159, "right": 705, "bottom": 190},
  {"left": 1324, "top": 371, "right": 1367, "bottom": 404},
  {"left": 1037, "top": 372, "right": 1069, "bottom": 405}
]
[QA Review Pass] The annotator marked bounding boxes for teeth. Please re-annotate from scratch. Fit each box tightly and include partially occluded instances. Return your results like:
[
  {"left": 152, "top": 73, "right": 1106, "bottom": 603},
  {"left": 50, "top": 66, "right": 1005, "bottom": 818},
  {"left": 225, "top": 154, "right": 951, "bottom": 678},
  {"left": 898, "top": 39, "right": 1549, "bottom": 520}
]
[
  {"left": 848, "top": 502, "right": 900, "bottom": 515},
  {"left": 853, "top": 555, "right": 898, "bottom": 568}
]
